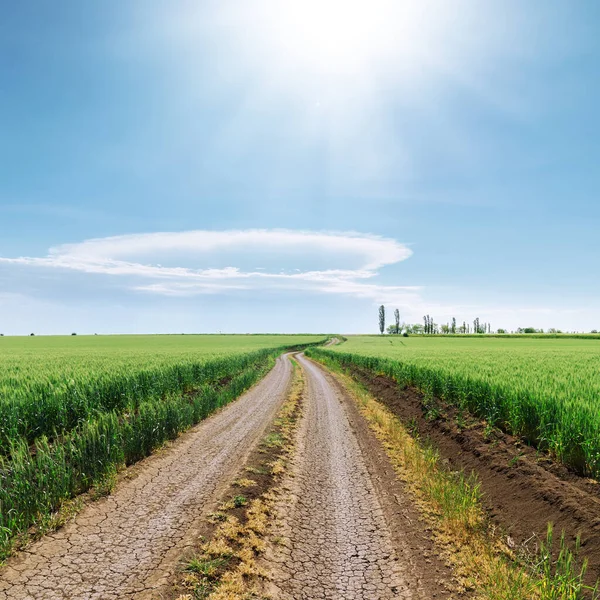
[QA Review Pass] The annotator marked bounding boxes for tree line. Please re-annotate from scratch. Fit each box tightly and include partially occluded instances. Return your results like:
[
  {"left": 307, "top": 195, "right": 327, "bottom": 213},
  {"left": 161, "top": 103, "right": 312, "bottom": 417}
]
[
  {"left": 376, "top": 306, "right": 589, "bottom": 335},
  {"left": 378, "top": 305, "right": 493, "bottom": 335}
]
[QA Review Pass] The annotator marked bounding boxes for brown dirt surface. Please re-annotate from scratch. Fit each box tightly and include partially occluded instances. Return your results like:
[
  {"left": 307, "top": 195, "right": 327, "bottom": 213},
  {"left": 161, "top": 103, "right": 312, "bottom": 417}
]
[
  {"left": 348, "top": 365, "right": 600, "bottom": 584},
  {"left": 0, "top": 355, "right": 293, "bottom": 600},
  {"left": 263, "top": 354, "right": 457, "bottom": 599}
]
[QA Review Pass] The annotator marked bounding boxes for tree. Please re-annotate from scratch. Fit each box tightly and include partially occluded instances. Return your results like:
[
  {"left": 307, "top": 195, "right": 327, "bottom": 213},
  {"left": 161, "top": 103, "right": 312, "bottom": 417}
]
[
  {"left": 394, "top": 309, "right": 400, "bottom": 334},
  {"left": 451, "top": 317, "right": 456, "bottom": 334},
  {"left": 425, "top": 314, "right": 433, "bottom": 334},
  {"left": 519, "top": 327, "right": 537, "bottom": 334},
  {"left": 379, "top": 305, "right": 386, "bottom": 334}
]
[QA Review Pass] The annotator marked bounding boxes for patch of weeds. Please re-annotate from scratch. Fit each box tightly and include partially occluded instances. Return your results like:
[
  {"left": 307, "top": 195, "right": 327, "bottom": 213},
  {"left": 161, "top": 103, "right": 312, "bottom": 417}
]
[
  {"left": 406, "top": 417, "right": 419, "bottom": 437},
  {"left": 232, "top": 478, "right": 256, "bottom": 488},
  {"left": 204, "top": 537, "right": 234, "bottom": 559},
  {"left": 233, "top": 495, "right": 247, "bottom": 508},
  {"left": 422, "top": 392, "right": 442, "bottom": 422},
  {"left": 207, "top": 512, "right": 227, "bottom": 524},
  {"left": 508, "top": 452, "right": 524, "bottom": 468},
  {"left": 90, "top": 467, "right": 118, "bottom": 500},
  {"left": 270, "top": 458, "right": 285, "bottom": 475},
  {"left": 455, "top": 409, "right": 466, "bottom": 432},
  {"left": 424, "top": 402, "right": 441, "bottom": 422},
  {"left": 181, "top": 571, "right": 218, "bottom": 600},
  {"left": 263, "top": 433, "right": 284, "bottom": 448},
  {"left": 220, "top": 494, "right": 248, "bottom": 511},
  {"left": 0, "top": 528, "right": 15, "bottom": 565},
  {"left": 535, "top": 524, "right": 599, "bottom": 599},
  {"left": 245, "top": 465, "right": 269, "bottom": 475},
  {"left": 186, "top": 556, "right": 228, "bottom": 577},
  {"left": 483, "top": 421, "right": 496, "bottom": 441},
  {"left": 192, "top": 581, "right": 214, "bottom": 599},
  {"left": 39, "top": 496, "right": 84, "bottom": 535},
  {"left": 219, "top": 494, "right": 248, "bottom": 512}
]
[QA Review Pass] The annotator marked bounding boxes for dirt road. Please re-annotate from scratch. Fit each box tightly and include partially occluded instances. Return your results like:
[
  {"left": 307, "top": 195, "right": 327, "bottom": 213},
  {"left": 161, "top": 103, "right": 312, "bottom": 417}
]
[
  {"left": 264, "top": 354, "right": 439, "bottom": 599},
  {"left": 0, "top": 355, "right": 293, "bottom": 600}
]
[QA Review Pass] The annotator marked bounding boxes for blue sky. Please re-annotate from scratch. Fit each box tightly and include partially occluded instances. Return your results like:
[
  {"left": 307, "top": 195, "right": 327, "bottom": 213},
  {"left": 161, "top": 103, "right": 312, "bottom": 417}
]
[{"left": 0, "top": 1, "right": 599, "bottom": 334}]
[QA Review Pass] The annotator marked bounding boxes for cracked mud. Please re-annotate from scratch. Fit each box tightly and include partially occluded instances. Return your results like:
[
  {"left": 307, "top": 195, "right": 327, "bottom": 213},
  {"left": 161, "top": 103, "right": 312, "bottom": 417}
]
[
  {"left": 0, "top": 356, "right": 292, "bottom": 600},
  {"left": 264, "top": 354, "right": 422, "bottom": 599}
]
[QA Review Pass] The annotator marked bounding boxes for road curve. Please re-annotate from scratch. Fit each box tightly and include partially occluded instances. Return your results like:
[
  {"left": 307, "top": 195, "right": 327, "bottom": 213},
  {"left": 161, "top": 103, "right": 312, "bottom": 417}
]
[
  {"left": 265, "top": 353, "right": 416, "bottom": 599},
  {"left": 0, "top": 355, "right": 293, "bottom": 600}
]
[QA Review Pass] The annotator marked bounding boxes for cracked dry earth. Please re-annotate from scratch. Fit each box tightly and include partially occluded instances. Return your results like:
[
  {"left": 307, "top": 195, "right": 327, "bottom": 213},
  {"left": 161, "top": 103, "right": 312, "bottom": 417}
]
[
  {"left": 0, "top": 355, "right": 293, "bottom": 600},
  {"left": 264, "top": 354, "right": 421, "bottom": 600}
]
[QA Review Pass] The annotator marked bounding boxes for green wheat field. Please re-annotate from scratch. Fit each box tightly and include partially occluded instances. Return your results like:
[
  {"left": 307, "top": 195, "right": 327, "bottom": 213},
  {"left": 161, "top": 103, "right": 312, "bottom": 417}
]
[
  {"left": 309, "top": 335, "right": 600, "bottom": 478},
  {"left": 0, "top": 334, "right": 325, "bottom": 556}
]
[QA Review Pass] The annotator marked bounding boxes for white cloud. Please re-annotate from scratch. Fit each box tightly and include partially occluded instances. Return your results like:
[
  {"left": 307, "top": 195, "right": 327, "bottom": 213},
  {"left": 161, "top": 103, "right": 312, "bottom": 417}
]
[
  {"left": 0, "top": 229, "right": 415, "bottom": 304},
  {"left": 48, "top": 229, "right": 409, "bottom": 269}
]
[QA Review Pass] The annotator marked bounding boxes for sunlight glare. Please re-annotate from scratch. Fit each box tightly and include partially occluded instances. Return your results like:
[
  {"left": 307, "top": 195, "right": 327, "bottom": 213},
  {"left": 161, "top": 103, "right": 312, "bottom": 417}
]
[{"left": 267, "top": 0, "right": 432, "bottom": 78}]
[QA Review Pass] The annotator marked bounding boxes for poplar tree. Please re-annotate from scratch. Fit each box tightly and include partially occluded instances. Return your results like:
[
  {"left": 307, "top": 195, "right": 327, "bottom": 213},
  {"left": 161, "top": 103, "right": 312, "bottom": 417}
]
[
  {"left": 379, "top": 305, "right": 386, "bottom": 334},
  {"left": 394, "top": 309, "right": 400, "bottom": 334}
]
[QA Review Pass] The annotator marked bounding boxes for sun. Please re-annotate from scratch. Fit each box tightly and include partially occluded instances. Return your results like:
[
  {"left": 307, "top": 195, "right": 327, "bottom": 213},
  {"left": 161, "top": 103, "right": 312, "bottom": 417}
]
[
  {"left": 258, "top": 0, "right": 433, "bottom": 79},
  {"left": 281, "top": 0, "right": 385, "bottom": 71}
]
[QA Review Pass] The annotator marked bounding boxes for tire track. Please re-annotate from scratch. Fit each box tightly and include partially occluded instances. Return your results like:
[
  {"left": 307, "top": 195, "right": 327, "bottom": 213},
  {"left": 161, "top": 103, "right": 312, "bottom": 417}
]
[
  {"left": 265, "top": 354, "right": 419, "bottom": 599},
  {"left": 0, "top": 355, "right": 293, "bottom": 600}
]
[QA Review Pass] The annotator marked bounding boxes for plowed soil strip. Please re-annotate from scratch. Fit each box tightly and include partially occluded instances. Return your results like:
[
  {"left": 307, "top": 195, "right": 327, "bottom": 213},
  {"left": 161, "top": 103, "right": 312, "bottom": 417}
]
[
  {"left": 348, "top": 365, "right": 600, "bottom": 584},
  {"left": 265, "top": 354, "right": 451, "bottom": 600},
  {"left": 0, "top": 355, "right": 293, "bottom": 600}
]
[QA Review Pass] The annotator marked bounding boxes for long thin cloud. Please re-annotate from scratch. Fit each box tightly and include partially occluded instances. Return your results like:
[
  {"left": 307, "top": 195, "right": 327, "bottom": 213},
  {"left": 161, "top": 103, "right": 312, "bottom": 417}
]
[{"left": 0, "top": 229, "right": 416, "bottom": 304}]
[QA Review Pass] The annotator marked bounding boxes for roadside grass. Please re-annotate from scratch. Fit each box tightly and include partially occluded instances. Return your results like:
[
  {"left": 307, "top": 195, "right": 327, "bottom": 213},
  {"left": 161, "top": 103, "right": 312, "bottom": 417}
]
[
  {"left": 312, "top": 354, "right": 598, "bottom": 600},
  {"left": 0, "top": 463, "right": 117, "bottom": 562},
  {"left": 178, "top": 356, "right": 305, "bottom": 600},
  {"left": 533, "top": 525, "right": 599, "bottom": 600}
]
